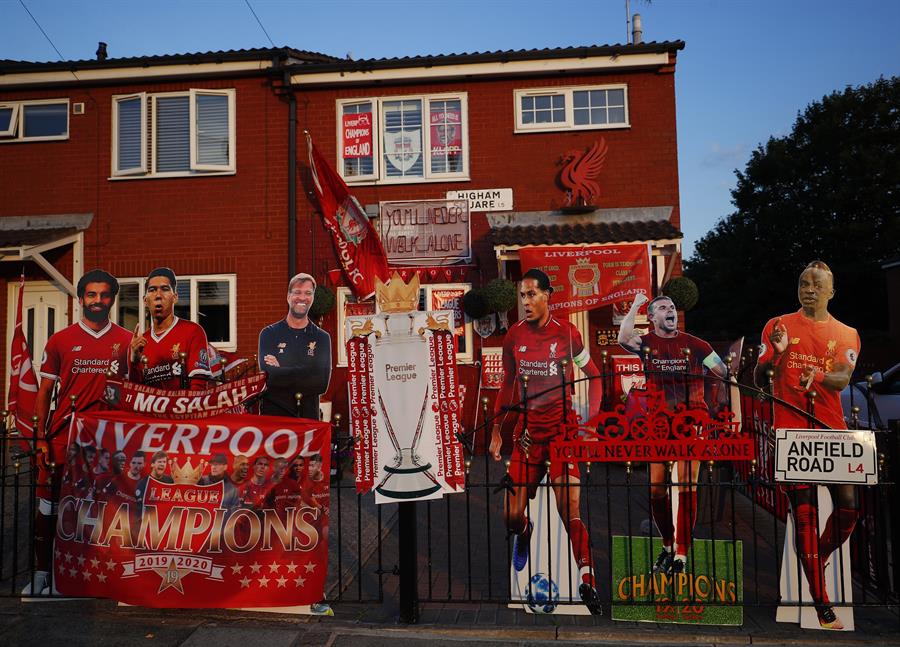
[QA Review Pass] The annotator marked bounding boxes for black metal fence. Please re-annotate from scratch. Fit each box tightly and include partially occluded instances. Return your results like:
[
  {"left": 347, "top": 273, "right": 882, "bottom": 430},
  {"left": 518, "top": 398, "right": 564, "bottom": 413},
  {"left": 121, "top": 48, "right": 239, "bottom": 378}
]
[{"left": 1, "top": 364, "right": 898, "bottom": 628}]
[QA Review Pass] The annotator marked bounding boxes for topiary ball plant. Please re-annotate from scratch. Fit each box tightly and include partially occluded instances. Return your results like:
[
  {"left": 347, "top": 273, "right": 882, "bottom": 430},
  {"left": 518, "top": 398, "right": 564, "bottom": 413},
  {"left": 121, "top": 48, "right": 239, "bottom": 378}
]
[
  {"left": 483, "top": 278, "right": 517, "bottom": 314},
  {"left": 462, "top": 288, "right": 490, "bottom": 320},
  {"left": 661, "top": 276, "right": 699, "bottom": 312},
  {"left": 309, "top": 285, "right": 336, "bottom": 319}
]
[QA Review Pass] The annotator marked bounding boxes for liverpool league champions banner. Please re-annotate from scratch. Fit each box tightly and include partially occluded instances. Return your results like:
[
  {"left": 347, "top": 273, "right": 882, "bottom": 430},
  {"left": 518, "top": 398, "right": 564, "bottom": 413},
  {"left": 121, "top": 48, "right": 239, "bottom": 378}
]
[
  {"left": 54, "top": 411, "right": 331, "bottom": 608},
  {"left": 519, "top": 244, "right": 651, "bottom": 317},
  {"left": 346, "top": 311, "right": 465, "bottom": 503}
]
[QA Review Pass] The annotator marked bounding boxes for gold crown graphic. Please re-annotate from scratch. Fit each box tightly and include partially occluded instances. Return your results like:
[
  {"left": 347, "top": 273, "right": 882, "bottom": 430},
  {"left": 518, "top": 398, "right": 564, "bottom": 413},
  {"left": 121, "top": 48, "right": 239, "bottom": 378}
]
[
  {"left": 169, "top": 457, "right": 208, "bottom": 485},
  {"left": 376, "top": 271, "right": 420, "bottom": 313}
]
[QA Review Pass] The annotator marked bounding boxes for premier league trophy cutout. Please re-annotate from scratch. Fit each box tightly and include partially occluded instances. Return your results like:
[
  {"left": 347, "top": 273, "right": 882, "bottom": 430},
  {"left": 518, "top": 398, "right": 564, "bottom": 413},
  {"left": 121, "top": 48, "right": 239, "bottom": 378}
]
[{"left": 346, "top": 272, "right": 465, "bottom": 503}]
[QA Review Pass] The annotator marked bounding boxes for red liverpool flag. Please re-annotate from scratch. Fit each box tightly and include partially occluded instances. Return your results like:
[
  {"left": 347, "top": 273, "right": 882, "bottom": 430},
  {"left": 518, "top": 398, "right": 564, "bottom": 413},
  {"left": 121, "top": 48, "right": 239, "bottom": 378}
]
[
  {"left": 7, "top": 274, "right": 39, "bottom": 437},
  {"left": 307, "top": 133, "right": 389, "bottom": 299}
]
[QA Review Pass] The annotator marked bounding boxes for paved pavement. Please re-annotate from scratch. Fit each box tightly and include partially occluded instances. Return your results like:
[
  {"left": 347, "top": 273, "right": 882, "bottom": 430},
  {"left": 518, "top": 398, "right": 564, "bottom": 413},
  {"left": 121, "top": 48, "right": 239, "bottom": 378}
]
[{"left": 1, "top": 597, "right": 898, "bottom": 647}]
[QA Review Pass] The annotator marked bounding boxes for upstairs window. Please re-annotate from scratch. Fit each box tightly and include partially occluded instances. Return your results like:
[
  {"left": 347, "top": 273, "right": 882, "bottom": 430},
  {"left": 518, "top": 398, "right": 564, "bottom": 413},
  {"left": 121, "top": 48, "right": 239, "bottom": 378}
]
[
  {"left": 338, "top": 93, "right": 468, "bottom": 184},
  {"left": 0, "top": 99, "right": 69, "bottom": 142},
  {"left": 514, "top": 85, "right": 629, "bottom": 133},
  {"left": 112, "top": 89, "right": 235, "bottom": 178}
]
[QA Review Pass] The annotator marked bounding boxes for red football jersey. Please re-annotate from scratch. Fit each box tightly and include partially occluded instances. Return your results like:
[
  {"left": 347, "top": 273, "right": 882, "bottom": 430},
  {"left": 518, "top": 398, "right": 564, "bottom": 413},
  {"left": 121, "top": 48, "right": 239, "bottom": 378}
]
[
  {"left": 306, "top": 476, "right": 330, "bottom": 518},
  {"left": 132, "top": 318, "right": 211, "bottom": 390},
  {"left": 40, "top": 321, "right": 132, "bottom": 438},
  {"left": 102, "top": 472, "right": 141, "bottom": 505},
  {"left": 240, "top": 479, "right": 269, "bottom": 509},
  {"left": 270, "top": 478, "right": 305, "bottom": 516},
  {"left": 498, "top": 317, "right": 591, "bottom": 440},
  {"left": 761, "top": 311, "right": 859, "bottom": 430},
  {"left": 637, "top": 331, "right": 719, "bottom": 410}
]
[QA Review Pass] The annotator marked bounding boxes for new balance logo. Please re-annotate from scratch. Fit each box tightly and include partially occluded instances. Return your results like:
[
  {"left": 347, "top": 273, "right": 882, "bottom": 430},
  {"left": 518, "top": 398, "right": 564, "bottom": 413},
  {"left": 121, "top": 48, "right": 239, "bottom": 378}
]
[
  {"left": 519, "top": 346, "right": 527, "bottom": 352},
  {"left": 71, "top": 345, "right": 82, "bottom": 351}
]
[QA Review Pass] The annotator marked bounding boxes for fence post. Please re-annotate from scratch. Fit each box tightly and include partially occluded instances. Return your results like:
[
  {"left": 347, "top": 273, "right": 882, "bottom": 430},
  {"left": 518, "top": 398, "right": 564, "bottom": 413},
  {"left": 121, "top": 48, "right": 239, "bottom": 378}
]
[{"left": 398, "top": 500, "right": 419, "bottom": 623}]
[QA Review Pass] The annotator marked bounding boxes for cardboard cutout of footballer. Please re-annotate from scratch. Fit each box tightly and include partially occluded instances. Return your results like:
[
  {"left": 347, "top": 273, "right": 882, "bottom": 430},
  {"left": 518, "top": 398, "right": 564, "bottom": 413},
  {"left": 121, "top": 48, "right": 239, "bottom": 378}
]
[{"left": 54, "top": 411, "right": 331, "bottom": 609}]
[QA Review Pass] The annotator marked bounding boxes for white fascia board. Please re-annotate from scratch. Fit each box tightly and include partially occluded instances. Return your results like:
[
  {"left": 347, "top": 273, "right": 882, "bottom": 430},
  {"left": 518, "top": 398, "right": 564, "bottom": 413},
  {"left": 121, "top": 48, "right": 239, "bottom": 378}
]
[
  {"left": 0, "top": 60, "right": 273, "bottom": 87},
  {"left": 291, "top": 52, "right": 670, "bottom": 86}
]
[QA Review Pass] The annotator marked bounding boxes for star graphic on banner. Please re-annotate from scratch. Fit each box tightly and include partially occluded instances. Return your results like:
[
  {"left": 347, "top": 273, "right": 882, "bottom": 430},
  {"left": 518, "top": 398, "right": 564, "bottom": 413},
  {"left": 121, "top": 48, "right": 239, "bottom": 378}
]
[
  {"left": 90, "top": 557, "right": 100, "bottom": 569},
  {"left": 68, "top": 567, "right": 78, "bottom": 578},
  {"left": 105, "top": 558, "right": 117, "bottom": 571},
  {"left": 54, "top": 548, "right": 61, "bottom": 560},
  {"left": 268, "top": 563, "right": 280, "bottom": 574},
  {"left": 276, "top": 576, "right": 287, "bottom": 588},
  {"left": 76, "top": 554, "right": 86, "bottom": 567},
  {"left": 239, "top": 577, "right": 251, "bottom": 588},
  {"left": 294, "top": 576, "right": 306, "bottom": 587},
  {"left": 304, "top": 562, "right": 316, "bottom": 573},
  {"left": 258, "top": 576, "right": 270, "bottom": 588},
  {"left": 230, "top": 563, "right": 243, "bottom": 575},
  {"left": 285, "top": 562, "right": 298, "bottom": 573},
  {"left": 97, "top": 573, "right": 107, "bottom": 583},
  {"left": 152, "top": 558, "right": 190, "bottom": 595},
  {"left": 249, "top": 562, "right": 262, "bottom": 573},
  {"left": 82, "top": 570, "right": 92, "bottom": 581},
  {"left": 64, "top": 552, "right": 72, "bottom": 563}
]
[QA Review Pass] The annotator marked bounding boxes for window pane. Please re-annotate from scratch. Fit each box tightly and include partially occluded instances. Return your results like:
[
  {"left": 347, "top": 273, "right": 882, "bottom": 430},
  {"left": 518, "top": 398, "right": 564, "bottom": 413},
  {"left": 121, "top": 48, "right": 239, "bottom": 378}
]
[
  {"left": 156, "top": 96, "right": 190, "bottom": 172},
  {"left": 196, "top": 94, "right": 230, "bottom": 166},
  {"left": 383, "top": 99, "right": 422, "bottom": 178},
  {"left": 0, "top": 107, "right": 13, "bottom": 132},
  {"left": 552, "top": 94, "right": 565, "bottom": 108},
  {"left": 522, "top": 112, "right": 534, "bottom": 124},
  {"left": 609, "top": 106, "right": 626, "bottom": 124},
  {"left": 591, "top": 108, "right": 607, "bottom": 124},
  {"left": 341, "top": 102, "right": 374, "bottom": 177},
  {"left": 574, "top": 108, "right": 589, "bottom": 125},
  {"left": 174, "top": 280, "right": 190, "bottom": 321},
  {"left": 591, "top": 90, "right": 606, "bottom": 107},
  {"left": 429, "top": 99, "right": 462, "bottom": 174},
  {"left": 608, "top": 89, "right": 625, "bottom": 106},
  {"left": 47, "top": 307, "right": 56, "bottom": 337},
  {"left": 198, "top": 280, "right": 231, "bottom": 343},
  {"left": 117, "top": 283, "right": 140, "bottom": 332},
  {"left": 573, "top": 92, "right": 588, "bottom": 109},
  {"left": 535, "top": 95, "right": 551, "bottom": 110},
  {"left": 522, "top": 96, "right": 534, "bottom": 110},
  {"left": 26, "top": 307, "right": 34, "bottom": 355},
  {"left": 117, "top": 98, "right": 143, "bottom": 171},
  {"left": 536, "top": 110, "right": 551, "bottom": 124},
  {"left": 23, "top": 103, "right": 67, "bottom": 138},
  {"left": 552, "top": 108, "right": 565, "bottom": 122}
]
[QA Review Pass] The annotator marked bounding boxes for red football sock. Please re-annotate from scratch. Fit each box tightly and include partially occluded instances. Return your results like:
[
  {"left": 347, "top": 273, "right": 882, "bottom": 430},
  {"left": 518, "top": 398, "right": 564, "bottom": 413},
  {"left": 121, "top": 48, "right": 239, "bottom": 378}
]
[
  {"left": 650, "top": 494, "right": 674, "bottom": 547},
  {"left": 566, "top": 517, "right": 593, "bottom": 582},
  {"left": 675, "top": 490, "right": 698, "bottom": 555},
  {"left": 819, "top": 506, "right": 859, "bottom": 559},
  {"left": 793, "top": 502, "right": 828, "bottom": 604},
  {"left": 34, "top": 511, "right": 56, "bottom": 572}
]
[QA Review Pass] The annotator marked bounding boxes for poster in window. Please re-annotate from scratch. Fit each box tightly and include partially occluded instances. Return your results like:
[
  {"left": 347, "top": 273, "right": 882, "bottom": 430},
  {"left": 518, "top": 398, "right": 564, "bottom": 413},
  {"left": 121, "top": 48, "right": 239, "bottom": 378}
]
[
  {"left": 481, "top": 347, "right": 504, "bottom": 390},
  {"left": 384, "top": 129, "right": 421, "bottom": 172},
  {"left": 430, "top": 108, "right": 461, "bottom": 155},
  {"left": 430, "top": 287, "right": 466, "bottom": 354},
  {"left": 342, "top": 112, "right": 372, "bottom": 159}
]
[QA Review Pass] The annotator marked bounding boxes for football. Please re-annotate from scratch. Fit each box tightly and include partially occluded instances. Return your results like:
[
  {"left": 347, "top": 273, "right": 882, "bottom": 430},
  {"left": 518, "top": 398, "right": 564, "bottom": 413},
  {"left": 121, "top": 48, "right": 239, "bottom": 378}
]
[{"left": 526, "top": 572, "right": 559, "bottom": 614}]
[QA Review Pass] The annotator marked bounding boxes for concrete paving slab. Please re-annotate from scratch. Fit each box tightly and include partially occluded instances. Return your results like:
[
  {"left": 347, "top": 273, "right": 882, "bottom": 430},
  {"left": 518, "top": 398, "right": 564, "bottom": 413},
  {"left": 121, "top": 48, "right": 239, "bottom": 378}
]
[{"left": 180, "top": 626, "right": 299, "bottom": 647}]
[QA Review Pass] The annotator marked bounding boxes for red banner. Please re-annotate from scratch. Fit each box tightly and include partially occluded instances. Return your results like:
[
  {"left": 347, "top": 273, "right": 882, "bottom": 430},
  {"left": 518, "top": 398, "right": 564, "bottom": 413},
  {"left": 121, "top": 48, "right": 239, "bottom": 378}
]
[
  {"left": 347, "top": 336, "right": 378, "bottom": 493},
  {"left": 428, "top": 330, "right": 465, "bottom": 491},
  {"left": 7, "top": 275, "right": 38, "bottom": 438},
  {"left": 54, "top": 411, "right": 331, "bottom": 608},
  {"left": 519, "top": 244, "right": 651, "bottom": 316},
  {"left": 106, "top": 374, "right": 267, "bottom": 419},
  {"left": 307, "top": 134, "right": 389, "bottom": 299},
  {"left": 342, "top": 112, "right": 373, "bottom": 159}
]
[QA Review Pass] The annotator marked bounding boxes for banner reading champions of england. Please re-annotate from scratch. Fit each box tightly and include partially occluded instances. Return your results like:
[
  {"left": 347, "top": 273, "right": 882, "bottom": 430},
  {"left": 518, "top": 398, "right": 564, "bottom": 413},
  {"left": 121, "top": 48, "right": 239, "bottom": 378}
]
[
  {"left": 346, "top": 311, "right": 465, "bottom": 503},
  {"left": 519, "top": 244, "right": 651, "bottom": 317},
  {"left": 55, "top": 411, "right": 331, "bottom": 608}
]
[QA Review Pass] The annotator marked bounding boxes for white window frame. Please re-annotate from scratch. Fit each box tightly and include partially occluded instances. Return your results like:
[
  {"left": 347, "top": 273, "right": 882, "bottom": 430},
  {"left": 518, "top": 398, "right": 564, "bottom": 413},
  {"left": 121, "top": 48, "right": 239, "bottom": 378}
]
[
  {"left": 111, "top": 93, "right": 147, "bottom": 176},
  {"left": 336, "top": 92, "right": 469, "bottom": 185},
  {"left": 513, "top": 84, "right": 629, "bottom": 133},
  {"left": 0, "top": 98, "right": 69, "bottom": 142},
  {"left": 336, "top": 283, "right": 473, "bottom": 366},
  {"left": 110, "top": 88, "right": 235, "bottom": 179},
  {"left": 112, "top": 274, "right": 237, "bottom": 351}
]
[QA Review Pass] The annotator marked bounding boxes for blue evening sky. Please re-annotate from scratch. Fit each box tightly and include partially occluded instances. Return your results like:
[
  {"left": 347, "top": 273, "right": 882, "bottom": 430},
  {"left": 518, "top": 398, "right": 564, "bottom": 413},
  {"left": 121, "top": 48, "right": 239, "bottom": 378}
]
[{"left": 2, "top": 0, "right": 898, "bottom": 258}]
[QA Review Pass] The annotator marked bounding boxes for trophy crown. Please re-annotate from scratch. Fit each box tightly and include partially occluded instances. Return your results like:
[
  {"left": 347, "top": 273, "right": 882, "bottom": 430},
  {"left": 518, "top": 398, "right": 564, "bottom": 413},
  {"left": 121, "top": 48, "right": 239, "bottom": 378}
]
[
  {"left": 170, "top": 457, "right": 207, "bottom": 485},
  {"left": 376, "top": 271, "right": 420, "bottom": 313}
]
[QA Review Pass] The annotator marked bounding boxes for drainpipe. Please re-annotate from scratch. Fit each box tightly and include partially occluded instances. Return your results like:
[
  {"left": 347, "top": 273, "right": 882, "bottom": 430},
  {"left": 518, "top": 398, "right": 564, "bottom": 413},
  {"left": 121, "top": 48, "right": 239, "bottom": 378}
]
[{"left": 285, "top": 68, "right": 297, "bottom": 279}]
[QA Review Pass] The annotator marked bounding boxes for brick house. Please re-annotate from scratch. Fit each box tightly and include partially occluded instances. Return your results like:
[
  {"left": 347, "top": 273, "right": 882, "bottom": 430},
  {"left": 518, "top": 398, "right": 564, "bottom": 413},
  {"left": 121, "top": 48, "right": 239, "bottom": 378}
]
[{"left": 0, "top": 40, "right": 685, "bottom": 424}]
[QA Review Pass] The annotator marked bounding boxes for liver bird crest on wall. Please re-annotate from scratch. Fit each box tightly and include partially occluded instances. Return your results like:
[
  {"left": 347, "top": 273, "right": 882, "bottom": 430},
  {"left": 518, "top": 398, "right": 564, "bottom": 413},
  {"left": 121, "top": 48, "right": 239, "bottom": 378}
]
[{"left": 557, "top": 139, "right": 608, "bottom": 209}]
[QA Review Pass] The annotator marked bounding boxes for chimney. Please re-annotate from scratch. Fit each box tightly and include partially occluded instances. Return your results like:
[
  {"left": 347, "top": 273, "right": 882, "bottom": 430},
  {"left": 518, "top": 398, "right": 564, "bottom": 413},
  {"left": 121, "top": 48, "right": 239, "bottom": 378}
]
[
  {"left": 96, "top": 42, "right": 108, "bottom": 61},
  {"left": 632, "top": 14, "right": 643, "bottom": 45}
]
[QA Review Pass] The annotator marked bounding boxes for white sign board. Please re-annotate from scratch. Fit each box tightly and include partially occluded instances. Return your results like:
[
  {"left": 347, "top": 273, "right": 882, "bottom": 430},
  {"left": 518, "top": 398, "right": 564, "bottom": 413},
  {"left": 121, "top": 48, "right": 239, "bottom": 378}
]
[
  {"left": 774, "top": 428, "right": 878, "bottom": 485},
  {"left": 379, "top": 199, "right": 471, "bottom": 265},
  {"left": 446, "top": 188, "right": 513, "bottom": 212}
]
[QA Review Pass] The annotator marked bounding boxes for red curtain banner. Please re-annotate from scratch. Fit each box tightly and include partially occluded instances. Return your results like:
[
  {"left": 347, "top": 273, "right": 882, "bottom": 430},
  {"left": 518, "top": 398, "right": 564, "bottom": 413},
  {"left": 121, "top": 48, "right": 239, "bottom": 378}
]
[
  {"left": 307, "top": 134, "right": 389, "bottom": 299},
  {"left": 519, "top": 244, "right": 652, "bottom": 316},
  {"left": 54, "top": 411, "right": 331, "bottom": 608},
  {"left": 7, "top": 274, "right": 38, "bottom": 438},
  {"left": 106, "top": 374, "right": 267, "bottom": 419}
]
